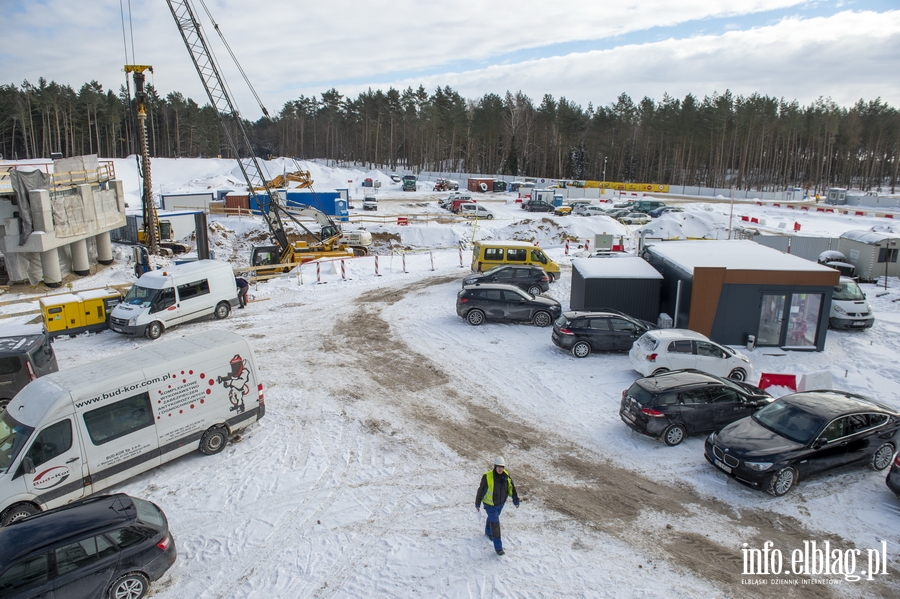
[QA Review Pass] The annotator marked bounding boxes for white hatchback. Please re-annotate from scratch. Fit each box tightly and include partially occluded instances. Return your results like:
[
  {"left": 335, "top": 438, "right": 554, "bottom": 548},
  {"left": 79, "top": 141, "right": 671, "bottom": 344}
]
[{"left": 628, "top": 329, "right": 753, "bottom": 381}]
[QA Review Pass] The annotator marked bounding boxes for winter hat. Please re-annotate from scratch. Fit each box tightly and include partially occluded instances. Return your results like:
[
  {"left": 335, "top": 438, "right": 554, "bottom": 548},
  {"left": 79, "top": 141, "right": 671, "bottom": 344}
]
[{"left": 494, "top": 456, "right": 506, "bottom": 467}]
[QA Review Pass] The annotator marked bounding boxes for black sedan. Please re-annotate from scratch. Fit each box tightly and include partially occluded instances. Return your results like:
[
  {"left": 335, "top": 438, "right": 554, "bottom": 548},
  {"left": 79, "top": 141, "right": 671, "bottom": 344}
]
[
  {"left": 457, "top": 283, "right": 561, "bottom": 327},
  {"left": 462, "top": 265, "right": 551, "bottom": 296},
  {"left": 887, "top": 453, "right": 900, "bottom": 497},
  {"left": 552, "top": 310, "right": 655, "bottom": 357},
  {"left": 705, "top": 390, "right": 900, "bottom": 496},
  {"left": 620, "top": 370, "right": 772, "bottom": 446}
]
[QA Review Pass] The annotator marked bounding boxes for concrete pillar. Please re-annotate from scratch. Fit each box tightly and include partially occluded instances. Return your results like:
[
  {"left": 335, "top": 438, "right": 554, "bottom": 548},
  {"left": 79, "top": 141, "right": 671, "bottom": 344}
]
[
  {"left": 71, "top": 239, "right": 90, "bottom": 275},
  {"left": 41, "top": 248, "right": 62, "bottom": 287},
  {"left": 95, "top": 232, "right": 113, "bottom": 265}
]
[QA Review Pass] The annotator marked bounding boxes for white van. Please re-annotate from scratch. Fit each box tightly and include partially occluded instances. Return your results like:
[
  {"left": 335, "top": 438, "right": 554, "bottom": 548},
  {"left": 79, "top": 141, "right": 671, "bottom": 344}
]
[
  {"left": 110, "top": 260, "right": 238, "bottom": 339},
  {"left": 459, "top": 203, "right": 494, "bottom": 219},
  {"left": 0, "top": 330, "right": 264, "bottom": 525},
  {"left": 829, "top": 277, "right": 875, "bottom": 329}
]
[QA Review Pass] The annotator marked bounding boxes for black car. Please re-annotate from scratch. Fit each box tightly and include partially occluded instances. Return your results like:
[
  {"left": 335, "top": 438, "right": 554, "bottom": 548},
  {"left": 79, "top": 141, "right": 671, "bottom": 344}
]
[
  {"left": 0, "top": 493, "right": 175, "bottom": 599},
  {"left": 620, "top": 370, "right": 772, "bottom": 446},
  {"left": 705, "top": 390, "right": 900, "bottom": 496},
  {"left": 522, "top": 200, "right": 554, "bottom": 212},
  {"left": 552, "top": 310, "right": 655, "bottom": 357},
  {"left": 456, "top": 283, "right": 561, "bottom": 327},
  {"left": 462, "top": 265, "right": 551, "bottom": 296},
  {"left": 887, "top": 453, "right": 900, "bottom": 497}
]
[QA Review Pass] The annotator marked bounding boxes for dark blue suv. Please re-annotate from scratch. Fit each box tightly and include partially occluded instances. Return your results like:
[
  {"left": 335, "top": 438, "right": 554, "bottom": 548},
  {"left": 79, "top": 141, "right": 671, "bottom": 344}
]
[{"left": 0, "top": 494, "right": 176, "bottom": 599}]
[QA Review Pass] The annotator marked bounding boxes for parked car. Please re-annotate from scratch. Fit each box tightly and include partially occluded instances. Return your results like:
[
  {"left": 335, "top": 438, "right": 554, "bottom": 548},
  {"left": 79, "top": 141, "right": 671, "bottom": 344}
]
[
  {"left": 363, "top": 196, "right": 378, "bottom": 211},
  {"left": 604, "top": 208, "right": 633, "bottom": 219},
  {"left": 551, "top": 310, "right": 656, "bottom": 357},
  {"left": 0, "top": 493, "right": 176, "bottom": 598},
  {"left": 458, "top": 203, "right": 494, "bottom": 219},
  {"left": 554, "top": 201, "right": 591, "bottom": 216},
  {"left": 574, "top": 205, "right": 613, "bottom": 217},
  {"left": 632, "top": 199, "right": 666, "bottom": 213},
  {"left": 612, "top": 200, "right": 635, "bottom": 210},
  {"left": 648, "top": 206, "right": 684, "bottom": 218},
  {"left": 389, "top": 173, "right": 402, "bottom": 183},
  {"left": 522, "top": 199, "right": 555, "bottom": 212},
  {"left": 456, "top": 283, "right": 561, "bottom": 327},
  {"left": 618, "top": 212, "right": 652, "bottom": 225},
  {"left": 620, "top": 369, "right": 773, "bottom": 446},
  {"left": 629, "top": 329, "right": 753, "bottom": 381},
  {"left": 463, "top": 265, "right": 551, "bottom": 296},
  {"left": 829, "top": 276, "right": 874, "bottom": 329},
  {"left": 887, "top": 452, "right": 900, "bottom": 497},
  {"left": 705, "top": 390, "right": 900, "bottom": 496},
  {"left": 0, "top": 326, "right": 59, "bottom": 412}
]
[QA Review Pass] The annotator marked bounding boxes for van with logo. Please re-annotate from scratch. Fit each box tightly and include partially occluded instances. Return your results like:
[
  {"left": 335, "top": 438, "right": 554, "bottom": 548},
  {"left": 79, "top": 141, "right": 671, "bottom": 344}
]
[
  {"left": 0, "top": 330, "right": 264, "bottom": 526},
  {"left": 110, "top": 260, "right": 238, "bottom": 340},
  {"left": 471, "top": 241, "right": 561, "bottom": 280}
]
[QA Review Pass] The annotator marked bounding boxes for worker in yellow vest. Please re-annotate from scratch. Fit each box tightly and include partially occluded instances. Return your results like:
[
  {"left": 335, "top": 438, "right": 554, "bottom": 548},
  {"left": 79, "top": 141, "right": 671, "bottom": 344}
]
[{"left": 475, "top": 456, "right": 520, "bottom": 555}]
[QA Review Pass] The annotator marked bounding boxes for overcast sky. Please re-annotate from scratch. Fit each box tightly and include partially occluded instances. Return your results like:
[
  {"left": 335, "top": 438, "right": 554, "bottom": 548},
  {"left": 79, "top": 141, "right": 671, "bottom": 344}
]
[{"left": 4, "top": 1, "right": 898, "bottom": 120}]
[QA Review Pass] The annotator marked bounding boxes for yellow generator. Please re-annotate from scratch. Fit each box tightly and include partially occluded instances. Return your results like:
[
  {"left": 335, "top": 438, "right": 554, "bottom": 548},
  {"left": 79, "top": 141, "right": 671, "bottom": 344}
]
[{"left": 40, "top": 289, "right": 123, "bottom": 338}]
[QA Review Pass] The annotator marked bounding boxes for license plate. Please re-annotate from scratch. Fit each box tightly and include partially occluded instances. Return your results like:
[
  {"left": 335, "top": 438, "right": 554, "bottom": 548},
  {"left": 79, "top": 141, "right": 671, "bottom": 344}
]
[
  {"left": 622, "top": 410, "right": 635, "bottom": 423},
  {"left": 111, "top": 326, "right": 122, "bottom": 332},
  {"left": 852, "top": 321, "right": 868, "bottom": 327},
  {"left": 714, "top": 459, "right": 732, "bottom": 474}
]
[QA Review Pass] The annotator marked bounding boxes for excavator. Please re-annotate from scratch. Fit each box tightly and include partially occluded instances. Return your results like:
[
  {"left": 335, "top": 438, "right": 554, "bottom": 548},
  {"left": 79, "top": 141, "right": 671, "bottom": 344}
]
[
  {"left": 254, "top": 169, "right": 314, "bottom": 192},
  {"left": 164, "top": 0, "right": 370, "bottom": 276}
]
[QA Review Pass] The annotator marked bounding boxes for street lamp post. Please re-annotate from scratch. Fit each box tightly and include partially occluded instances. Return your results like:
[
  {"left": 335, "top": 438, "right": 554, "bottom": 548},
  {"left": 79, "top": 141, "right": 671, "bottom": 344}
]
[{"left": 602, "top": 156, "right": 607, "bottom": 184}]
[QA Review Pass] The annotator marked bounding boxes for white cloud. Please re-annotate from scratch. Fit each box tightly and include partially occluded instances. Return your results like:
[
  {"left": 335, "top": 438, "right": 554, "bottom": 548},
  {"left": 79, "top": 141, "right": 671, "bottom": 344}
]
[{"left": 3, "top": 2, "right": 896, "bottom": 118}]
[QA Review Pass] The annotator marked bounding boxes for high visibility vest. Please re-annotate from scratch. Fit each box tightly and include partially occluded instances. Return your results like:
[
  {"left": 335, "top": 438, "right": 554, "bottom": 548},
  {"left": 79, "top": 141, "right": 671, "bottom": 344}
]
[{"left": 482, "top": 470, "right": 513, "bottom": 506}]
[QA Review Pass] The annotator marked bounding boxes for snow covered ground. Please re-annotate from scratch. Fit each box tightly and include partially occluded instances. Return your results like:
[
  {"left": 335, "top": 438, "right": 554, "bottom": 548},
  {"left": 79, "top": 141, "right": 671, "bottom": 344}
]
[{"left": 2, "top": 158, "right": 900, "bottom": 598}]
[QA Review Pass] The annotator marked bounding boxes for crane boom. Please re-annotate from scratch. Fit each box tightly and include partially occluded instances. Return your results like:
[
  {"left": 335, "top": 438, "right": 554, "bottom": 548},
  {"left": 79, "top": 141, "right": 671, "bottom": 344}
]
[{"left": 164, "top": 0, "right": 289, "bottom": 252}]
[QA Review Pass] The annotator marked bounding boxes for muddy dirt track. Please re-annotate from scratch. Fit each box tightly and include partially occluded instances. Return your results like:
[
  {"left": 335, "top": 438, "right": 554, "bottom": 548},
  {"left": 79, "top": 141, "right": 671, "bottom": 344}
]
[{"left": 326, "top": 276, "right": 897, "bottom": 599}]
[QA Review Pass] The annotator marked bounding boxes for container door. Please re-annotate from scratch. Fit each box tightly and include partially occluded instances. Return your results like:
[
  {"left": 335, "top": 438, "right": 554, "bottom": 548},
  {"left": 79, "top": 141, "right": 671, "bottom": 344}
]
[
  {"left": 21, "top": 417, "right": 89, "bottom": 508},
  {"left": 757, "top": 294, "right": 786, "bottom": 346}
]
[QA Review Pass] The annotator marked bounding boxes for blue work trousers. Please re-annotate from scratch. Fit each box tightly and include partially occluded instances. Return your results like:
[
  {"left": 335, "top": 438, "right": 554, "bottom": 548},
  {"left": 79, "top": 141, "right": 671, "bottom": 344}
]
[{"left": 484, "top": 503, "right": 505, "bottom": 552}]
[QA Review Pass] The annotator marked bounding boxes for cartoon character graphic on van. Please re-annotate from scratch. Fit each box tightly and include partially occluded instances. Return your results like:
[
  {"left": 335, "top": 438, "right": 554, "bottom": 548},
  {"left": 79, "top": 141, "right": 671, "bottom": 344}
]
[{"left": 218, "top": 354, "right": 250, "bottom": 414}]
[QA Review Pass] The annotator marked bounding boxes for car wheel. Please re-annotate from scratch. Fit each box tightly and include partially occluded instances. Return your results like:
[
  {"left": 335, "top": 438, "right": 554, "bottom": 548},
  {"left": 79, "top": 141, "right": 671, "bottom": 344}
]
[
  {"left": 1, "top": 502, "right": 39, "bottom": 526},
  {"left": 766, "top": 466, "right": 797, "bottom": 497},
  {"left": 533, "top": 311, "right": 552, "bottom": 327},
  {"left": 571, "top": 341, "right": 591, "bottom": 358},
  {"left": 527, "top": 285, "right": 542, "bottom": 296},
  {"left": 870, "top": 442, "right": 895, "bottom": 470},
  {"left": 466, "top": 310, "right": 485, "bottom": 326},
  {"left": 728, "top": 368, "right": 747, "bottom": 381},
  {"left": 651, "top": 367, "right": 669, "bottom": 376},
  {"left": 146, "top": 321, "right": 163, "bottom": 340},
  {"left": 662, "top": 424, "right": 686, "bottom": 446},
  {"left": 486, "top": 214, "right": 493, "bottom": 220},
  {"left": 199, "top": 426, "right": 228, "bottom": 455},
  {"left": 108, "top": 573, "right": 149, "bottom": 599},
  {"left": 214, "top": 301, "right": 231, "bottom": 320}
]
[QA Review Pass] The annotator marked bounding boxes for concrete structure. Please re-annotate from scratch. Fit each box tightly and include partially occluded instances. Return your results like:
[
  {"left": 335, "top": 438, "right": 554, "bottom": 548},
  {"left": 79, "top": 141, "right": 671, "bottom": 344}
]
[
  {"left": 644, "top": 240, "right": 839, "bottom": 351},
  {"left": 0, "top": 156, "right": 126, "bottom": 287}
]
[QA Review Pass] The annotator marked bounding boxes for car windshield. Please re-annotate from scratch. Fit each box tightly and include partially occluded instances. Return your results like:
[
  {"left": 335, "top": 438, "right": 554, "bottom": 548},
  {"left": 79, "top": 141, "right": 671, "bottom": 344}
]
[
  {"left": 123, "top": 285, "right": 161, "bottom": 308},
  {"left": 0, "top": 411, "right": 35, "bottom": 474},
  {"left": 752, "top": 400, "right": 828, "bottom": 444},
  {"left": 833, "top": 280, "right": 865, "bottom": 301}
]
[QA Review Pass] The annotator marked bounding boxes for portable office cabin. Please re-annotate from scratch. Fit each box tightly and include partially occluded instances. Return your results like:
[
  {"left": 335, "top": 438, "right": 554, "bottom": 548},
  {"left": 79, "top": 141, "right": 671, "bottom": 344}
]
[
  {"left": 570, "top": 256, "right": 663, "bottom": 322},
  {"left": 837, "top": 230, "right": 900, "bottom": 282},
  {"left": 644, "top": 240, "right": 839, "bottom": 351}
]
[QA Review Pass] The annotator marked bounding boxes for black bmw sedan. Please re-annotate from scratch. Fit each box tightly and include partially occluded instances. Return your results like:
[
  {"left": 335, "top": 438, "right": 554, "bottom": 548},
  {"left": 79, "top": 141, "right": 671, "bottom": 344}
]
[{"left": 705, "top": 390, "right": 900, "bottom": 496}]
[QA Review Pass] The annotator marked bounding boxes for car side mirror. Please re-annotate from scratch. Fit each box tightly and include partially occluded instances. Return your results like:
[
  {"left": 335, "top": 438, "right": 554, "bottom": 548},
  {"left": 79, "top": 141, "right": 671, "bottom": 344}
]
[
  {"left": 813, "top": 438, "right": 828, "bottom": 449},
  {"left": 22, "top": 456, "right": 35, "bottom": 474}
]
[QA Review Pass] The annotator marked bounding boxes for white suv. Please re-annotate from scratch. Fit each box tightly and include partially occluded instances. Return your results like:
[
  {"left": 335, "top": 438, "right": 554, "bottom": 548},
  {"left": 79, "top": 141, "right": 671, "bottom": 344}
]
[{"left": 629, "top": 329, "right": 753, "bottom": 381}]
